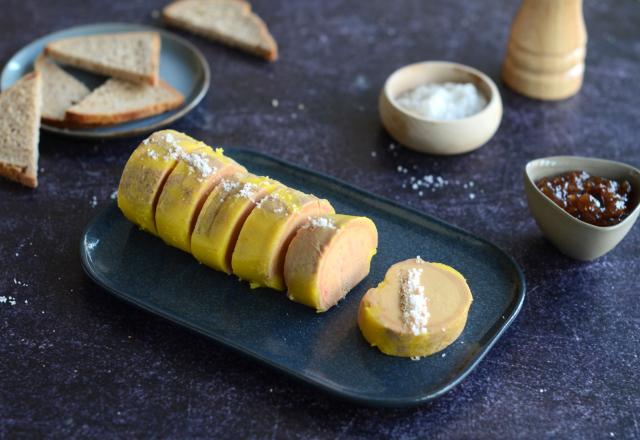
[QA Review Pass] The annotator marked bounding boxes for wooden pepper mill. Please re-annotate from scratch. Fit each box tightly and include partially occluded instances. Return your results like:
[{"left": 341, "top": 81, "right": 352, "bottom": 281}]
[{"left": 502, "top": 0, "right": 587, "bottom": 100}]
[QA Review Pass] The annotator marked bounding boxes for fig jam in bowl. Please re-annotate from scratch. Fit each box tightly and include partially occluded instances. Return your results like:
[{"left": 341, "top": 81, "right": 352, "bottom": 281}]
[{"left": 524, "top": 156, "right": 640, "bottom": 260}]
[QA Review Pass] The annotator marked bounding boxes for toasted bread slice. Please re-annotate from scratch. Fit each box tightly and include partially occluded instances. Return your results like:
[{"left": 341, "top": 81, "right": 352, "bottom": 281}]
[
  {"left": 45, "top": 32, "right": 161, "bottom": 85},
  {"left": 34, "top": 54, "right": 91, "bottom": 126},
  {"left": 65, "top": 78, "right": 184, "bottom": 126},
  {"left": 0, "top": 72, "right": 41, "bottom": 188},
  {"left": 163, "top": 0, "right": 278, "bottom": 61}
]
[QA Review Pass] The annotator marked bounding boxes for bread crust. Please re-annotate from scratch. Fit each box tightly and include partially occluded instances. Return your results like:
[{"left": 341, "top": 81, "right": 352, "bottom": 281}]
[
  {"left": 0, "top": 162, "right": 37, "bottom": 188},
  {"left": 63, "top": 81, "right": 184, "bottom": 126},
  {"left": 44, "top": 32, "right": 161, "bottom": 85},
  {"left": 162, "top": 1, "right": 278, "bottom": 61}
]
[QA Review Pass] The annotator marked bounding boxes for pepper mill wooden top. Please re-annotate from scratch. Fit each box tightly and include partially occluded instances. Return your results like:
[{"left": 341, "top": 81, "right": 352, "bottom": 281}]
[{"left": 502, "top": 0, "right": 587, "bottom": 100}]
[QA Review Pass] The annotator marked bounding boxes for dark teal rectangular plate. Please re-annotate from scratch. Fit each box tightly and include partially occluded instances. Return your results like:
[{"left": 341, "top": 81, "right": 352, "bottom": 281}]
[{"left": 80, "top": 149, "right": 526, "bottom": 407}]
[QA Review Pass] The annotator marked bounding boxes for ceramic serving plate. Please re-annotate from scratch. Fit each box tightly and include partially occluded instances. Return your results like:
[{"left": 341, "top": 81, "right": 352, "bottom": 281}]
[
  {"left": 80, "top": 150, "right": 526, "bottom": 407},
  {"left": 0, "top": 23, "right": 209, "bottom": 139}
]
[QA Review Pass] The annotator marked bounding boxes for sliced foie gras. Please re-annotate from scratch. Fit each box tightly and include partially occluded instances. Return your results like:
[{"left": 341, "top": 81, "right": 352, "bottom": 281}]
[
  {"left": 191, "top": 173, "right": 281, "bottom": 273},
  {"left": 155, "top": 147, "right": 246, "bottom": 252},
  {"left": 117, "top": 130, "right": 205, "bottom": 234},
  {"left": 232, "top": 186, "right": 334, "bottom": 290},
  {"left": 284, "top": 214, "right": 378, "bottom": 312},
  {"left": 358, "top": 258, "right": 473, "bottom": 358}
]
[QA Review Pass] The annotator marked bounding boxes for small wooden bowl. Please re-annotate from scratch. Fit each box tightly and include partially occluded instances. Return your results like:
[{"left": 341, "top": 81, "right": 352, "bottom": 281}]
[
  {"left": 524, "top": 156, "right": 640, "bottom": 261},
  {"left": 379, "top": 61, "right": 503, "bottom": 155}
]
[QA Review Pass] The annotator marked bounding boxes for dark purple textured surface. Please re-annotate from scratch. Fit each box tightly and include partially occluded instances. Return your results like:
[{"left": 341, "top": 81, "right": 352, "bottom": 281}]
[{"left": 0, "top": 0, "right": 638, "bottom": 438}]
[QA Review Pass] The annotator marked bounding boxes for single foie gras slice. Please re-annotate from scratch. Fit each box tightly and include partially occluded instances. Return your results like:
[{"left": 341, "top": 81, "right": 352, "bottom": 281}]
[
  {"left": 358, "top": 258, "right": 473, "bottom": 358},
  {"left": 155, "top": 147, "right": 246, "bottom": 253},
  {"left": 117, "top": 130, "right": 205, "bottom": 235},
  {"left": 284, "top": 214, "right": 378, "bottom": 312},
  {"left": 232, "top": 186, "right": 335, "bottom": 291},
  {"left": 191, "top": 173, "right": 281, "bottom": 273}
]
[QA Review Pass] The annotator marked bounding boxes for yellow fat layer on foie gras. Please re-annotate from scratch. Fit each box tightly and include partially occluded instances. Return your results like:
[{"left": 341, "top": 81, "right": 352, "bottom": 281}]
[
  {"left": 117, "top": 130, "right": 206, "bottom": 235},
  {"left": 191, "top": 173, "right": 282, "bottom": 273},
  {"left": 231, "top": 186, "right": 334, "bottom": 291},
  {"left": 358, "top": 258, "right": 473, "bottom": 358},
  {"left": 284, "top": 214, "right": 378, "bottom": 312},
  {"left": 154, "top": 145, "right": 246, "bottom": 253}
]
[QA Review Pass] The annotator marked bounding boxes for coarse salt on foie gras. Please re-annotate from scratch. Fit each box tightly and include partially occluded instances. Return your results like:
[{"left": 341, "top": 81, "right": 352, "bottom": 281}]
[
  {"left": 284, "top": 214, "right": 378, "bottom": 312},
  {"left": 358, "top": 258, "right": 473, "bottom": 358},
  {"left": 117, "top": 130, "right": 206, "bottom": 235},
  {"left": 191, "top": 172, "right": 282, "bottom": 273},
  {"left": 232, "top": 186, "right": 334, "bottom": 291},
  {"left": 154, "top": 142, "right": 246, "bottom": 253}
]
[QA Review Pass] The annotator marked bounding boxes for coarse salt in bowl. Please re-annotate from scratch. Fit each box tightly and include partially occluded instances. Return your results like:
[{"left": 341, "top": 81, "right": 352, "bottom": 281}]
[{"left": 379, "top": 61, "right": 503, "bottom": 155}]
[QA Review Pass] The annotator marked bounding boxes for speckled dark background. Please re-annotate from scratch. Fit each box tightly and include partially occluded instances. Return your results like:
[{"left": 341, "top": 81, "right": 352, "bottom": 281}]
[{"left": 1, "top": 0, "right": 639, "bottom": 438}]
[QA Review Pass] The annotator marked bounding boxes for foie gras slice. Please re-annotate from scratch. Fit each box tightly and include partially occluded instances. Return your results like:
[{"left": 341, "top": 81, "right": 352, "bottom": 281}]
[
  {"left": 358, "top": 258, "right": 473, "bottom": 358},
  {"left": 284, "top": 214, "right": 378, "bottom": 312},
  {"left": 117, "top": 130, "right": 205, "bottom": 235},
  {"left": 191, "top": 173, "right": 281, "bottom": 273},
  {"left": 231, "top": 186, "right": 334, "bottom": 291},
  {"left": 154, "top": 147, "right": 246, "bottom": 253}
]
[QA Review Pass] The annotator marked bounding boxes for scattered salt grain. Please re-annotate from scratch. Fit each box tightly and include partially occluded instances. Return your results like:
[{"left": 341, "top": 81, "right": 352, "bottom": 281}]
[
  {"left": 396, "top": 82, "right": 487, "bottom": 120},
  {"left": 400, "top": 268, "right": 429, "bottom": 335},
  {"left": 0, "top": 296, "right": 17, "bottom": 306},
  {"left": 163, "top": 132, "right": 176, "bottom": 144},
  {"left": 298, "top": 103, "right": 305, "bottom": 111},
  {"left": 307, "top": 216, "right": 336, "bottom": 229},
  {"left": 110, "top": 190, "right": 118, "bottom": 200},
  {"left": 221, "top": 179, "right": 240, "bottom": 193},
  {"left": 184, "top": 152, "right": 215, "bottom": 180},
  {"left": 469, "top": 193, "right": 476, "bottom": 200},
  {"left": 257, "top": 194, "right": 287, "bottom": 215},
  {"left": 353, "top": 74, "right": 370, "bottom": 91},
  {"left": 146, "top": 149, "right": 159, "bottom": 160},
  {"left": 13, "top": 278, "right": 28, "bottom": 287},
  {"left": 237, "top": 182, "right": 258, "bottom": 201},
  {"left": 271, "top": 99, "right": 279, "bottom": 108},
  {"left": 371, "top": 151, "right": 377, "bottom": 158},
  {"left": 442, "top": 353, "right": 446, "bottom": 358},
  {"left": 89, "top": 196, "right": 98, "bottom": 208}
]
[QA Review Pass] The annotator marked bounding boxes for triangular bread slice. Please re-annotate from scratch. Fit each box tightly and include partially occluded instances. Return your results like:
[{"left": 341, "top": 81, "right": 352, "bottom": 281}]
[
  {"left": 163, "top": 0, "right": 278, "bottom": 61},
  {"left": 34, "top": 54, "right": 91, "bottom": 126},
  {"left": 0, "top": 72, "right": 41, "bottom": 188},
  {"left": 44, "top": 32, "right": 161, "bottom": 85},
  {"left": 64, "top": 78, "right": 184, "bottom": 126}
]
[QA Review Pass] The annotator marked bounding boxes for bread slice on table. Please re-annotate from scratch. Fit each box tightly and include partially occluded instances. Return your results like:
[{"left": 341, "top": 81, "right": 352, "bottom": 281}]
[
  {"left": 0, "top": 72, "right": 41, "bottom": 188},
  {"left": 64, "top": 78, "right": 184, "bottom": 126},
  {"left": 44, "top": 32, "right": 161, "bottom": 85},
  {"left": 34, "top": 54, "right": 91, "bottom": 127},
  {"left": 163, "top": 0, "right": 278, "bottom": 61}
]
